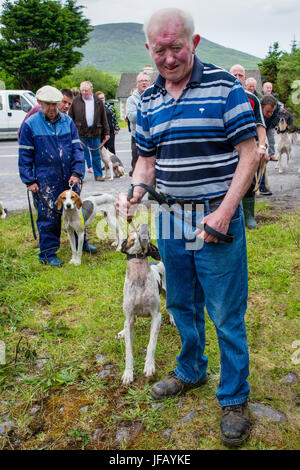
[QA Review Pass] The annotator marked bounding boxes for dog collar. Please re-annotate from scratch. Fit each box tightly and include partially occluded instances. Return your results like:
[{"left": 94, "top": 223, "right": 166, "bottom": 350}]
[
  {"left": 126, "top": 251, "right": 158, "bottom": 260},
  {"left": 126, "top": 253, "right": 147, "bottom": 260}
]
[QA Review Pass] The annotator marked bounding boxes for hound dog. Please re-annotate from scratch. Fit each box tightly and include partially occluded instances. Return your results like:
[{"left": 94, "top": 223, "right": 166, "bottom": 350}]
[
  {"left": 0, "top": 201, "right": 7, "bottom": 219},
  {"left": 101, "top": 146, "right": 126, "bottom": 180},
  {"left": 55, "top": 191, "right": 123, "bottom": 266},
  {"left": 117, "top": 223, "right": 175, "bottom": 384},
  {"left": 276, "top": 117, "right": 292, "bottom": 174}
]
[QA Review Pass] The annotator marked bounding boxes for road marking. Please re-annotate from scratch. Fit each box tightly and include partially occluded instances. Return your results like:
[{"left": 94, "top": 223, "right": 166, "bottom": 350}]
[{"left": 0, "top": 154, "right": 18, "bottom": 157}]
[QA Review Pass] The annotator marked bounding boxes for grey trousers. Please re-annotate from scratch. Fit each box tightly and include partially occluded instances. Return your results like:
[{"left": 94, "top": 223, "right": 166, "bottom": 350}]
[{"left": 267, "top": 128, "right": 275, "bottom": 157}]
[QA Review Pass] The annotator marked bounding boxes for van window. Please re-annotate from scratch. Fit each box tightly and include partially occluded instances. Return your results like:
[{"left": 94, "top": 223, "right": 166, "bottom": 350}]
[
  {"left": 8, "top": 94, "right": 32, "bottom": 113},
  {"left": 0, "top": 96, "right": 2, "bottom": 111},
  {"left": 9, "top": 94, "right": 22, "bottom": 110},
  {"left": 24, "top": 92, "right": 37, "bottom": 106}
]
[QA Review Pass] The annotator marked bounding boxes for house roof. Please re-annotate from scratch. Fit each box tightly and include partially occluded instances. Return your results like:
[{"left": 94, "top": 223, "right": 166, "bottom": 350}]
[
  {"left": 116, "top": 72, "right": 158, "bottom": 99},
  {"left": 116, "top": 69, "right": 262, "bottom": 99}
]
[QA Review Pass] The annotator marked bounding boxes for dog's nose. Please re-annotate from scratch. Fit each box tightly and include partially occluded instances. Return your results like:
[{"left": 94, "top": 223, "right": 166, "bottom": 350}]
[{"left": 66, "top": 203, "right": 71, "bottom": 209}]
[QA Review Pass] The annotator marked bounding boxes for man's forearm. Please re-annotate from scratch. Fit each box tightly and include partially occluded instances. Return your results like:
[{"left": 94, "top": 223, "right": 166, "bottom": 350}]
[{"left": 131, "top": 156, "right": 156, "bottom": 201}]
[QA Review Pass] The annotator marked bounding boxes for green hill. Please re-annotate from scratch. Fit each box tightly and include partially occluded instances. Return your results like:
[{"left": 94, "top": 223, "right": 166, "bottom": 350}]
[{"left": 79, "top": 23, "right": 261, "bottom": 76}]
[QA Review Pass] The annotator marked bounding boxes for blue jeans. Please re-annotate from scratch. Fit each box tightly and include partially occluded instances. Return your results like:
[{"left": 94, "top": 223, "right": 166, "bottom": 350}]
[
  {"left": 155, "top": 202, "right": 250, "bottom": 407},
  {"left": 81, "top": 137, "right": 102, "bottom": 178}
]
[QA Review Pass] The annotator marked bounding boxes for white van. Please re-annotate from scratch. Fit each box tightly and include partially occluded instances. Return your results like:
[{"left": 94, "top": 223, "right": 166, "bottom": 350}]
[{"left": 0, "top": 90, "right": 37, "bottom": 139}]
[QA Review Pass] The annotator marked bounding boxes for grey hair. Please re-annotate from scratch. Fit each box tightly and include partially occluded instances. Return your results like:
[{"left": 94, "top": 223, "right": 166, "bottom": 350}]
[
  {"left": 136, "top": 72, "right": 151, "bottom": 83},
  {"left": 143, "top": 8, "right": 195, "bottom": 43},
  {"left": 245, "top": 77, "right": 257, "bottom": 86}
]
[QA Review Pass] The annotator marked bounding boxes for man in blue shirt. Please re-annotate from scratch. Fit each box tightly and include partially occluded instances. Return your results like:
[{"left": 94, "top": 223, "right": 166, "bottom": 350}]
[
  {"left": 117, "top": 8, "right": 260, "bottom": 447},
  {"left": 19, "top": 86, "right": 84, "bottom": 266}
]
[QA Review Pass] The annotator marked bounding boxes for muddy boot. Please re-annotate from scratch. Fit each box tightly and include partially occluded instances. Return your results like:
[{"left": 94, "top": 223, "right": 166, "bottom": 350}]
[
  {"left": 220, "top": 402, "right": 250, "bottom": 447},
  {"left": 242, "top": 196, "right": 257, "bottom": 229}
]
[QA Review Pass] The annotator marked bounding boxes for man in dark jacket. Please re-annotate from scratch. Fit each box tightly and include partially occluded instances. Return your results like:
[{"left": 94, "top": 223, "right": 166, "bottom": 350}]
[
  {"left": 18, "top": 86, "right": 84, "bottom": 266},
  {"left": 69, "top": 81, "right": 110, "bottom": 181}
]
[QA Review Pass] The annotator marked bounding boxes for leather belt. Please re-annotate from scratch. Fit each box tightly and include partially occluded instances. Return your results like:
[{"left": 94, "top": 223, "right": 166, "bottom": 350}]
[{"left": 162, "top": 194, "right": 225, "bottom": 211}]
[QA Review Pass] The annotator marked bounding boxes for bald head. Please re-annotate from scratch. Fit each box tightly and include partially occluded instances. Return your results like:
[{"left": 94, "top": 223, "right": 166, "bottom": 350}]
[
  {"left": 245, "top": 77, "right": 257, "bottom": 94},
  {"left": 230, "top": 64, "right": 246, "bottom": 86},
  {"left": 144, "top": 8, "right": 195, "bottom": 44},
  {"left": 263, "top": 82, "right": 273, "bottom": 95}
]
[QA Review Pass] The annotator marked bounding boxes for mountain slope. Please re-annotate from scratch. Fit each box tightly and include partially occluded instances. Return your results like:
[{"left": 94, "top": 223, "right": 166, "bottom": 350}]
[{"left": 80, "top": 23, "right": 261, "bottom": 75}]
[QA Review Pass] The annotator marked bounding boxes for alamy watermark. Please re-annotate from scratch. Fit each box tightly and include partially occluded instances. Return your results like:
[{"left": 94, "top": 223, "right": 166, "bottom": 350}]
[
  {"left": 291, "top": 80, "right": 300, "bottom": 105},
  {"left": 95, "top": 201, "right": 205, "bottom": 250}
]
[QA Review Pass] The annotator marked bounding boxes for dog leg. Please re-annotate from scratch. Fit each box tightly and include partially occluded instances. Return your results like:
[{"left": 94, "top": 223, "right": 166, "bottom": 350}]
[
  {"left": 278, "top": 155, "right": 283, "bottom": 173},
  {"left": 122, "top": 317, "right": 135, "bottom": 384},
  {"left": 108, "top": 161, "right": 114, "bottom": 181},
  {"left": 75, "top": 231, "right": 84, "bottom": 265},
  {"left": 67, "top": 229, "right": 78, "bottom": 265},
  {"left": 144, "top": 311, "right": 161, "bottom": 378},
  {"left": 169, "top": 313, "right": 176, "bottom": 326},
  {"left": 105, "top": 209, "right": 123, "bottom": 251}
]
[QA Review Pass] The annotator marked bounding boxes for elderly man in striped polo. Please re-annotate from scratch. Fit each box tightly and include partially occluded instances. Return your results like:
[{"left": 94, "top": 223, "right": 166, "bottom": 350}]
[{"left": 117, "top": 8, "right": 260, "bottom": 447}]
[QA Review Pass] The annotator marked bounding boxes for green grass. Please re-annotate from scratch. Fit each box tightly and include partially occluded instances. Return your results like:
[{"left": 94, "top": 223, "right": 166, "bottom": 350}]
[{"left": 0, "top": 203, "right": 299, "bottom": 450}]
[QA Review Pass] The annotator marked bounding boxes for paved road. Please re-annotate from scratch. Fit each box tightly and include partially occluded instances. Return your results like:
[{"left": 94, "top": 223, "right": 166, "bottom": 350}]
[
  {"left": 0, "top": 130, "right": 300, "bottom": 212},
  {"left": 0, "top": 129, "right": 133, "bottom": 212}
]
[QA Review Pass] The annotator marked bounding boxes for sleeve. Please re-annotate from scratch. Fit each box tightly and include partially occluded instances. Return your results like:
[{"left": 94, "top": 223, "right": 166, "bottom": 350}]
[
  {"left": 223, "top": 81, "right": 258, "bottom": 147},
  {"left": 252, "top": 94, "right": 266, "bottom": 128},
  {"left": 110, "top": 105, "right": 120, "bottom": 131},
  {"left": 100, "top": 101, "right": 110, "bottom": 136},
  {"left": 126, "top": 95, "right": 138, "bottom": 124},
  {"left": 18, "top": 122, "right": 36, "bottom": 185},
  {"left": 135, "top": 101, "right": 156, "bottom": 157},
  {"left": 70, "top": 119, "right": 84, "bottom": 177}
]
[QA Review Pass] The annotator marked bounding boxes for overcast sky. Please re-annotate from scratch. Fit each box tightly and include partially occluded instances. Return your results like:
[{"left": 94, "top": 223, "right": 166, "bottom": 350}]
[{"left": 1, "top": 0, "right": 299, "bottom": 58}]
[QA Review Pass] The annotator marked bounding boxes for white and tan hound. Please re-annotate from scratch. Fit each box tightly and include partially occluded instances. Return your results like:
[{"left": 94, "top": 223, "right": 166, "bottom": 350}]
[
  {"left": 276, "top": 117, "right": 292, "bottom": 174},
  {"left": 117, "top": 223, "right": 175, "bottom": 384},
  {"left": 55, "top": 191, "right": 123, "bottom": 266}
]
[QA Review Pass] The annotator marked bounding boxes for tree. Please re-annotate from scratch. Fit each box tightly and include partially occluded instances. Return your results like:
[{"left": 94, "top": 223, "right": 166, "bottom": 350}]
[
  {"left": 276, "top": 50, "right": 300, "bottom": 118},
  {"left": 0, "top": 0, "right": 92, "bottom": 91},
  {"left": 258, "top": 42, "right": 283, "bottom": 92},
  {"left": 51, "top": 65, "right": 119, "bottom": 100}
]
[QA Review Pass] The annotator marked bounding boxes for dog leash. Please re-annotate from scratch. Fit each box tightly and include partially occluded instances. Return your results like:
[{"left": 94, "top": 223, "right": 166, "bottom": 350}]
[
  {"left": 27, "top": 190, "right": 37, "bottom": 240},
  {"left": 127, "top": 183, "right": 234, "bottom": 244},
  {"left": 254, "top": 159, "right": 267, "bottom": 193}
]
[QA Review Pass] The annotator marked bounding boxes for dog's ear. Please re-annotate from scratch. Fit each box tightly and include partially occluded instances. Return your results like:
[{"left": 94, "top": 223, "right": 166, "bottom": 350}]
[
  {"left": 55, "top": 196, "right": 62, "bottom": 210},
  {"left": 74, "top": 193, "right": 83, "bottom": 209},
  {"left": 121, "top": 238, "right": 128, "bottom": 254},
  {"left": 148, "top": 242, "right": 161, "bottom": 260}
]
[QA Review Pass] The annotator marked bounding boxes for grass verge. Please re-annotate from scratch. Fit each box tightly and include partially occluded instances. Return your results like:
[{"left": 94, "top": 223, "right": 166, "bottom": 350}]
[{"left": 0, "top": 203, "right": 299, "bottom": 450}]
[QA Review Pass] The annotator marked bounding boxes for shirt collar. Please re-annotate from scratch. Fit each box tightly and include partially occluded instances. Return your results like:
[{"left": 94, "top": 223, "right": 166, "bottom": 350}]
[{"left": 155, "top": 55, "right": 204, "bottom": 91}]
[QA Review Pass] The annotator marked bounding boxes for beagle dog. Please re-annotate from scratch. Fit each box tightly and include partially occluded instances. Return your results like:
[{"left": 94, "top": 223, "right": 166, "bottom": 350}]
[
  {"left": 117, "top": 223, "right": 175, "bottom": 384},
  {"left": 276, "top": 117, "right": 292, "bottom": 174},
  {"left": 101, "top": 147, "right": 126, "bottom": 180},
  {"left": 0, "top": 201, "right": 7, "bottom": 219},
  {"left": 55, "top": 190, "right": 123, "bottom": 265}
]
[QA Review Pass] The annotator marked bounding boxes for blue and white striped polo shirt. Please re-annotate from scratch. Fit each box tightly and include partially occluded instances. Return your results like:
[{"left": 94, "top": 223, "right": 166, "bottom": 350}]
[{"left": 135, "top": 56, "right": 257, "bottom": 200}]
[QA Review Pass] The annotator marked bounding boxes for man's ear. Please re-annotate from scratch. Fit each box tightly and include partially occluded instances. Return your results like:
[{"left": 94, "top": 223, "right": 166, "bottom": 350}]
[
  {"left": 192, "top": 34, "right": 200, "bottom": 53},
  {"left": 145, "top": 42, "right": 150, "bottom": 51}
]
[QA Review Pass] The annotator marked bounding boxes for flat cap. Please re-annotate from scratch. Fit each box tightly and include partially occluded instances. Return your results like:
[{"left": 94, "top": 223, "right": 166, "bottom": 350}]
[{"left": 35, "top": 85, "right": 63, "bottom": 103}]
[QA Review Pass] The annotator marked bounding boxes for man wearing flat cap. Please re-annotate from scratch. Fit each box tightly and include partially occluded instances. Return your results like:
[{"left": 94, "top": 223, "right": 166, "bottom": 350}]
[{"left": 19, "top": 85, "right": 85, "bottom": 266}]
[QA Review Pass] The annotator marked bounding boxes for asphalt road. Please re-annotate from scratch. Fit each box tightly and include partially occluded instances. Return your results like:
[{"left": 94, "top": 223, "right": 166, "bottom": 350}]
[
  {"left": 0, "top": 130, "right": 300, "bottom": 212},
  {"left": 0, "top": 129, "right": 133, "bottom": 212}
]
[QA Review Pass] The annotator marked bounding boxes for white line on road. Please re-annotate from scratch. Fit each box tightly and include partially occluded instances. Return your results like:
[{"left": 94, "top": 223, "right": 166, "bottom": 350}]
[{"left": 0, "top": 154, "right": 18, "bottom": 157}]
